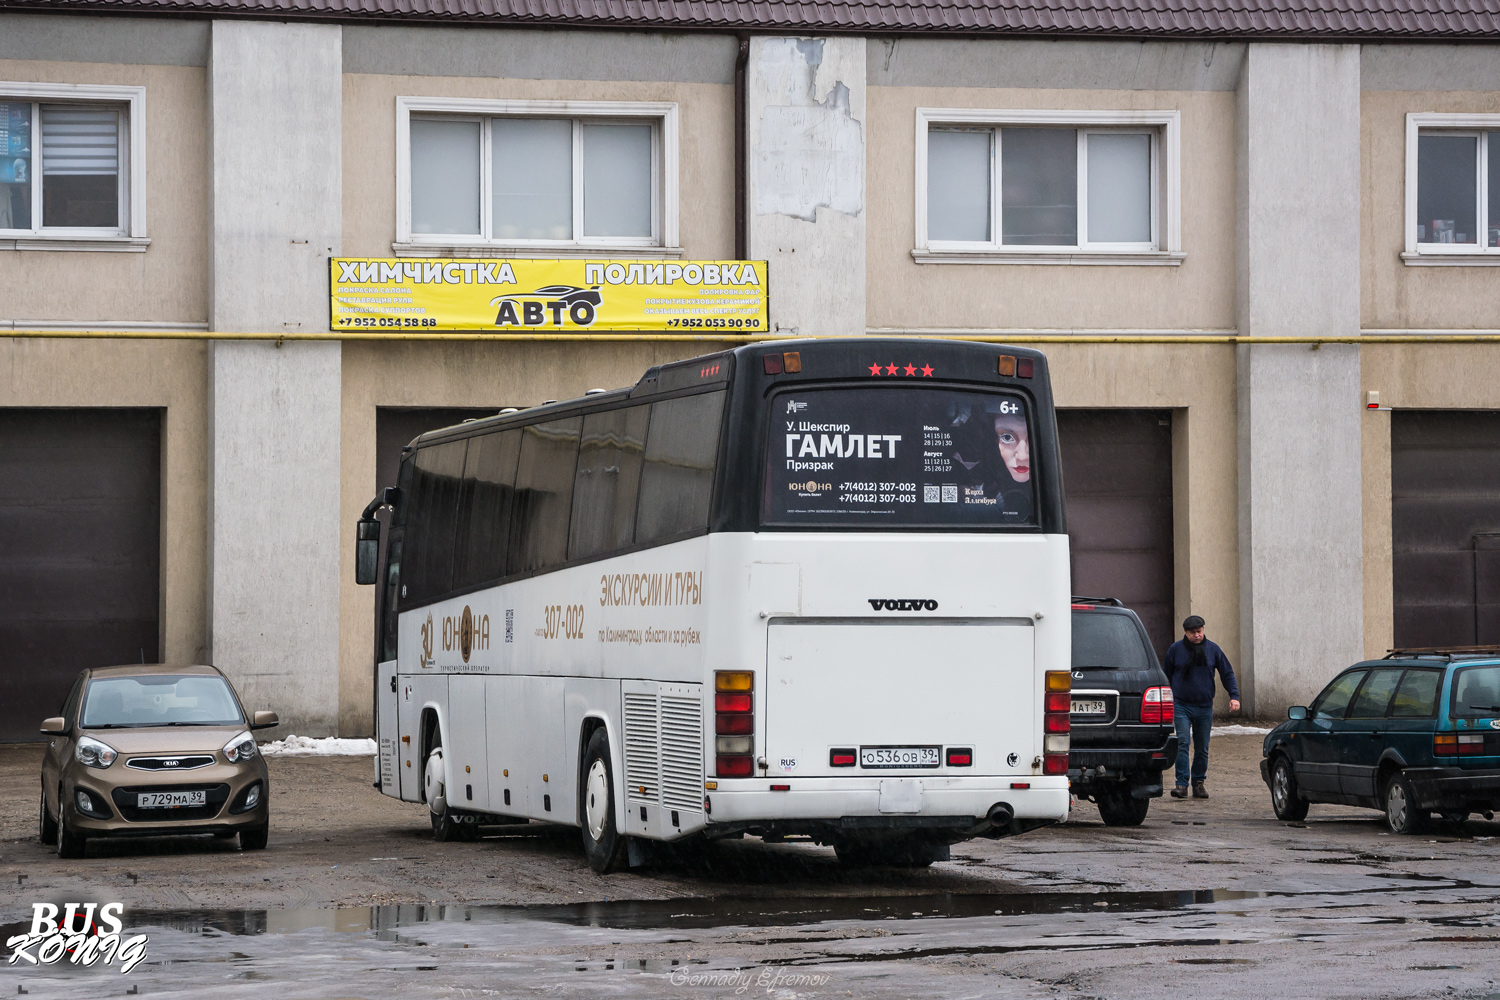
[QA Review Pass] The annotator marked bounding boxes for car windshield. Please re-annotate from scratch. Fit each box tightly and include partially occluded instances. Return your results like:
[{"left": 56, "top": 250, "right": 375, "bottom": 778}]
[
  {"left": 80, "top": 675, "right": 244, "bottom": 728},
  {"left": 1451, "top": 665, "right": 1500, "bottom": 717},
  {"left": 1071, "top": 612, "right": 1154, "bottom": 671}
]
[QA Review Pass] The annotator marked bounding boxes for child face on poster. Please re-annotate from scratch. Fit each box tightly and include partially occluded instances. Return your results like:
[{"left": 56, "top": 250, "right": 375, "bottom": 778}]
[{"left": 993, "top": 413, "right": 1030, "bottom": 483}]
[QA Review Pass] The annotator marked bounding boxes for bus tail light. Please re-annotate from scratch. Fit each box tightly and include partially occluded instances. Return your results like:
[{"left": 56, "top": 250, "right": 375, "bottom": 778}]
[
  {"left": 1141, "top": 686, "right": 1174, "bottom": 725},
  {"left": 946, "top": 748, "right": 972, "bottom": 767},
  {"left": 1043, "top": 671, "right": 1071, "bottom": 774},
  {"left": 716, "top": 671, "right": 755, "bottom": 777},
  {"left": 830, "top": 749, "right": 856, "bottom": 767}
]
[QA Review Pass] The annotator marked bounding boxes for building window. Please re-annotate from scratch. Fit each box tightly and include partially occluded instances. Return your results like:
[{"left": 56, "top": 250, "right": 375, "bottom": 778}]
[
  {"left": 0, "top": 84, "right": 146, "bottom": 249},
  {"left": 1405, "top": 115, "right": 1500, "bottom": 262},
  {"left": 914, "top": 109, "right": 1181, "bottom": 265},
  {"left": 396, "top": 98, "right": 679, "bottom": 255}
]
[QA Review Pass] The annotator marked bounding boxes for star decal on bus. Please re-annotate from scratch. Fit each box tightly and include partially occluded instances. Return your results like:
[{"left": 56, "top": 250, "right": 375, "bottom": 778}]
[
  {"left": 903, "top": 364, "right": 917, "bottom": 376},
  {"left": 884, "top": 363, "right": 899, "bottom": 375},
  {"left": 868, "top": 363, "right": 883, "bottom": 376},
  {"left": 921, "top": 364, "right": 934, "bottom": 377}
]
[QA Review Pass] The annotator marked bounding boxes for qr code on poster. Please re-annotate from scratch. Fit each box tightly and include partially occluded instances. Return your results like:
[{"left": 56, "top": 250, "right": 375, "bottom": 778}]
[
  {"left": 923, "top": 485, "right": 940, "bottom": 503},
  {"left": 941, "top": 485, "right": 958, "bottom": 503}
]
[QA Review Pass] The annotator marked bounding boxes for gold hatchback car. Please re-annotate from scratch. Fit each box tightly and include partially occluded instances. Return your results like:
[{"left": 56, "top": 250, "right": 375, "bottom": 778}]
[{"left": 38, "top": 664, "right": 278, "bottom": 857}]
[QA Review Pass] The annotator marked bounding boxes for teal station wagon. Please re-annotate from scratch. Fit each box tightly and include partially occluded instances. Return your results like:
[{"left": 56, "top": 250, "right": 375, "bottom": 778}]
[{"left": 1260, "top": 649, "right": 1500, "bottom": 834}]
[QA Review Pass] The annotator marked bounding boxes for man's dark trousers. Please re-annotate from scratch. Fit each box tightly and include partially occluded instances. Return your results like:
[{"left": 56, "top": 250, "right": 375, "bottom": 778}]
[{"left": 1174, "top": 702, "right": 1214, "bottom": 786}]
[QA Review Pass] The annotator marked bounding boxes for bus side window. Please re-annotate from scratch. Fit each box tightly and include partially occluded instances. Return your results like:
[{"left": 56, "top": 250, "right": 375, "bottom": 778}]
[
  {"left": 570, "top": 405, "right": 649, "bottom": 560},
  {"left": 636, "top": 391, "right": 724, "bottom": 544},
  {"left": 454, "top": 429, "right": 522, "bottom": 589},
  {"left": 404, "top": 440, "right": 468, "bottom": 606},
  {"left": 508, "top": 417, "right": 583, "bottom": 574}
]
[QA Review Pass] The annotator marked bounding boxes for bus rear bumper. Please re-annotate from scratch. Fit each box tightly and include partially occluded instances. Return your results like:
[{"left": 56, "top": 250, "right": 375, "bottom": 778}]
[{"left": 702, "top": 777, "right": 1069, "bottom": 842}]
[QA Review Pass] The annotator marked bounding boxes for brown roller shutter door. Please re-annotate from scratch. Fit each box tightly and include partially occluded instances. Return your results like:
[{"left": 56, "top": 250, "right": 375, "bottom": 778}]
[
  {"left": 1057, "top": 410, "right": 1175, "bottom": 658},
  {"left": 0, "top": 409, "right": 161, "bottom": 741},
  {"left": 1392, "top": 410, "right": 1500, "bottom": 648}
]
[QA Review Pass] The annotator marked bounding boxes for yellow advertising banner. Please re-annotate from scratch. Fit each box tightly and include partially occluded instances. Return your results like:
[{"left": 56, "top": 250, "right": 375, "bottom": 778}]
[{"left": 329, "top": 258, "right": 769, "bottom": 333}]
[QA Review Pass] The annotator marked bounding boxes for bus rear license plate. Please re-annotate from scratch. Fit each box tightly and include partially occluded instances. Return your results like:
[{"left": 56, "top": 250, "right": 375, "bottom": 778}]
[
  {"left": 860, "top": 747, "right": 940, "bottom": 768},
  {"left": 137, "top": 790, "right": 206, "bottom": 809},
  {"left": 1071, "top": 699, "right": 1107, "bottom": 715}
]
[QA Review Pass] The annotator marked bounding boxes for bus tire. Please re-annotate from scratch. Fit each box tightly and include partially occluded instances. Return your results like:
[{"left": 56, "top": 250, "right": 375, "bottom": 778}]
[
  {"left": 580, "top": 729, "right": 627, "bottom": 874},
  {"left": 425, "top": 742, "right": 476, "bottom": 843}
]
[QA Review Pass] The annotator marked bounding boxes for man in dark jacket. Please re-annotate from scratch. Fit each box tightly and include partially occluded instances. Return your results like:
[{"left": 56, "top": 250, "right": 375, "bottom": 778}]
[{"left": 1163, "top": 615, "right": 1240, "bottom": 799}]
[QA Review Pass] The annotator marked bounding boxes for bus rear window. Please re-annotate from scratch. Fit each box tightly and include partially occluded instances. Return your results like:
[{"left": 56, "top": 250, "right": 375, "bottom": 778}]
[{"left": 763, "top": 386, "right": 1036, "bottom": 527}]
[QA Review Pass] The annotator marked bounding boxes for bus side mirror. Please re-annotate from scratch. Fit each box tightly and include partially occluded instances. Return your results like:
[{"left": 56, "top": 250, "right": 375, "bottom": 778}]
[
  {"left": 356, "top": 519, "right": 380, "bottom": 585},
  {"left": 1287, "top": 705, "right": 1307, "bottom": 720}
]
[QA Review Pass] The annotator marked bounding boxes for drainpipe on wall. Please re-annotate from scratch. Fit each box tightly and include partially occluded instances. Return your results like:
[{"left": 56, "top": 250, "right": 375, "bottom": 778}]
[{"left": 734, "top": 34, "right": 750, "bottom": 260}]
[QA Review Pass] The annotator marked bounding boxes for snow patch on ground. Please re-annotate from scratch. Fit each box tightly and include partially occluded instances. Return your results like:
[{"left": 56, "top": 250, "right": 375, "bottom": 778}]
[
  {"left": 1212, "top": 724, "right": 1273, "bottom": 735},
  {"left": 260, "top": 735, "right": 376, "bottom": 756}
]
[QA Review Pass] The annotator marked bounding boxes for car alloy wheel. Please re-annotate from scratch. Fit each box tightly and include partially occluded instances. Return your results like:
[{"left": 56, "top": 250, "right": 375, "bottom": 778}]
[
  {"left": 1383, "top": 772, "right": 1422, "bottom": 835},
  {"left": 1271, "top": 756, "right": 1309, "bottom": 822}
]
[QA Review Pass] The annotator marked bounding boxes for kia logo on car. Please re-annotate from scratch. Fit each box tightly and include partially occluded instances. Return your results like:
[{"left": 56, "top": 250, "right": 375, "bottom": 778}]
[
  {"left": 868, "top": 599, "right": 938, "bottom": 611},
  {"left": 162, "top": 759, "right": 179, "bottom": 767}
]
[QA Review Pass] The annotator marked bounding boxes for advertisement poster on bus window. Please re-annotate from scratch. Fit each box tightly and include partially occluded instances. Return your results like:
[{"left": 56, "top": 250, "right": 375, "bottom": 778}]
[
  {"left": 765, "top": 386, "right": 1036, "bottom": 527},
  {"left": 328, "top": 258, "right": 769, "bottom": 333}
]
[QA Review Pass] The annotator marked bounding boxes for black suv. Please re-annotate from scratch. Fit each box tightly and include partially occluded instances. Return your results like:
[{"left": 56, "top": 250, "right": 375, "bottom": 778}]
[{"left": 1069, "top": 598, "right": 1179, "bottom": 825}]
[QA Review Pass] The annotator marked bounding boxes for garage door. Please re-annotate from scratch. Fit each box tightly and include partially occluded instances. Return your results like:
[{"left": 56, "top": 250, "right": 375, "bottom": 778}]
[
  {"left": 1057, "top": 410, "right": 1175, "bottom": 658},
  {"left": 0, "top": 409, "right": 160, "bottom": 741},
  {"left": 1392, "top": 410, "right": 1500, "bottom": 648}
]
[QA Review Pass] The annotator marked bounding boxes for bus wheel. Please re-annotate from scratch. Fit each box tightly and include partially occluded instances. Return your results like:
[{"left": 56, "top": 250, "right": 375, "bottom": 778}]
[
  {"left": 580, "top": 729, "right": 627, "bottom": 874},
  {"left": 425, "top": 744, "right": 476, "bottom": 843}
]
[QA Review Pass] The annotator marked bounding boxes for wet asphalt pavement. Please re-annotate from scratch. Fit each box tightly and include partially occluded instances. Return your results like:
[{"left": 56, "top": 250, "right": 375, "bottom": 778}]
[{"left": 3, "top": 736, "right": 1499, "bottom": 999}]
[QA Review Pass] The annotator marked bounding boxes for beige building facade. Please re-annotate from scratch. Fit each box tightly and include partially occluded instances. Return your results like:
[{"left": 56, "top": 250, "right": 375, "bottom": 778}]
[{"left": 2, "top": 9, "right": 1498, "bottom": 738}]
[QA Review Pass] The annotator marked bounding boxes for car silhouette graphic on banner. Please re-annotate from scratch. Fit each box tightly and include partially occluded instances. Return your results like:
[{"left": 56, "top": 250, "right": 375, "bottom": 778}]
[{"left": 490, "top": 285, "right": 603, "bottom": 328}]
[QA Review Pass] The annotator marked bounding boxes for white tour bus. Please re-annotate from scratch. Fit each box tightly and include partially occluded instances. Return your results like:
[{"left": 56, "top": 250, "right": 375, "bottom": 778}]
[{"left": 355, "top": 338, "right": 1073, "bottom": 871}]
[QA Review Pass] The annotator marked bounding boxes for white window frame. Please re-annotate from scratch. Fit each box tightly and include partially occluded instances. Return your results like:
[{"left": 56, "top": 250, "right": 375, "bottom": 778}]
[
  {"left": 0, "top": 82, "right": 148, "bottom": 252},
  {"left": 395, "top": 97, "right": 680, "bottom": 258},
  {"left": 913, "top": 108, "right": 1182, "bottom": 266},
  {"left": 1403, "top": 113, "right": 1500, "bottom": 267}
]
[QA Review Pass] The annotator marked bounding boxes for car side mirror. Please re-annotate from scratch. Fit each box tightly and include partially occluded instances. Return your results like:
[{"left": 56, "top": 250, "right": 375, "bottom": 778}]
[
  {"left": 355, "top": 518, "right": 380, "bottom": 586},
  {"left": 40, "top": 717, "right": 68, "bottom": 736},
  {"left": 251, "top": 711, "right": 280, "bottom": 730},
  {"left": 1287, "top": 705, "right": 1308, "bottom": 720}
]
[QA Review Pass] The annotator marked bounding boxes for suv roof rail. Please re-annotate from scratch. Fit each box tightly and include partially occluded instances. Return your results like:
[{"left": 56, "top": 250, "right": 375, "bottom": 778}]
[
  {"left": 1070, "top": 596, "right": 1124, "bottom": 607},
  {"left": 1384, "top": 645, "right": 1500, "bottom": 660}
]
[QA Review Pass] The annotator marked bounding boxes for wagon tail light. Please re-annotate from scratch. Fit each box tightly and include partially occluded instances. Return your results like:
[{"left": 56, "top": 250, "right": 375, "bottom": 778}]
[
  {"left": 715, "top": 671, "right": 755, "bottom": 777},
  {"left": 1434, "top": 733, "right": 1485, "bottom": 756},
  {"left": 1141, "top": 686, "right": 1175, "bottom": 725},
  {"left": 1043, "top": 671, "right": 1071, "bottom": 774}
]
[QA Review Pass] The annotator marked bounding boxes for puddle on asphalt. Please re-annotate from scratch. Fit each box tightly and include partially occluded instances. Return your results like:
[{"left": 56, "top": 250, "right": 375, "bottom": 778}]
[{"left": 36, "top": 888, "right": 1266, "bottom": 943}]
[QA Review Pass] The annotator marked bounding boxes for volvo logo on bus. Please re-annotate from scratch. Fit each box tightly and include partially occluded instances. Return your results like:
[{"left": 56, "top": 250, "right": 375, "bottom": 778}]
[{"left": 868, "top": 599, "right": 938, "bottom": 611}]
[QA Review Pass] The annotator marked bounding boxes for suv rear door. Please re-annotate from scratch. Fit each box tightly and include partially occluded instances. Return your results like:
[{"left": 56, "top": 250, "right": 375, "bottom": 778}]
[{"left": 1069, "top": 607, "right": 1167, "bottom": 747}]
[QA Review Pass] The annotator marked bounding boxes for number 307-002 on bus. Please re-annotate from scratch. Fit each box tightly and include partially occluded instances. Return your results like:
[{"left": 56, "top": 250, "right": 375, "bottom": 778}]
[{"left": 355, "top": 338, "right": 1072, "bottom": 871}]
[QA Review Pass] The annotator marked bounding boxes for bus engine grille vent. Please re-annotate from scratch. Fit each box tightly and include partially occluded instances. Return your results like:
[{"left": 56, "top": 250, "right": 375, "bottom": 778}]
[
  {"left": 623, "top": 692, "right": 660, "bottom": 803},
  {"left": 659, "top": 693, "right": 704, "bottom": 814}
]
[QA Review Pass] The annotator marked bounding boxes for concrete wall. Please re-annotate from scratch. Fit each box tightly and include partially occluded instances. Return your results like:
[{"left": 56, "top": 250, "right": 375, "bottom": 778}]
[
  {"left": 1235, "top": 43, "right": 1364, "bottom": 715},
  {"left": 208, "top": 21, "right": 344, "bottom": 734},
  {"left": 747, "top": 37, "right": 867, "bottom": 338}
]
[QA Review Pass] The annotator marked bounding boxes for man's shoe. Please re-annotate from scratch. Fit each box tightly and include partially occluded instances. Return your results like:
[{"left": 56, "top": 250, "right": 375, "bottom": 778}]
[
  {"left": 1192, "top": 781, "right": 1208, "bottom": 799},
  {"left": 1170, "top": 785, "right": 1188, "bottom": 798}
]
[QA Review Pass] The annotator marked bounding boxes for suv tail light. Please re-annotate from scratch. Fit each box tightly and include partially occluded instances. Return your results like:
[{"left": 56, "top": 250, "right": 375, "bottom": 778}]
[
  {"left": 1141, "top": 686, "right": 1174, "bottom": 725},
  {"left": 1043, "top": 670, "right": 1071, "bottom": 774},
  {"left": 1435, "top": 733, "right": 1484, "bottom": 756},
  {"left": 715, "top": 671, "right": 755, "bottom": 777}
]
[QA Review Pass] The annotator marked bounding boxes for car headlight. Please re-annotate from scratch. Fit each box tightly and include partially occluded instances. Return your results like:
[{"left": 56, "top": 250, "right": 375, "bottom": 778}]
[
  {"left": 75, "top": 736, "right": 117, "bottom": 769},
  {"left": 223, "top": 732, "right": 258, "bottom": 763}
]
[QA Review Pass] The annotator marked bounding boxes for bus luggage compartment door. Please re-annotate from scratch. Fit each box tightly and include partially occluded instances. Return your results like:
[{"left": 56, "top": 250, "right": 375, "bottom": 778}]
[
  {"left": 765, "top": 619, "right": 1035, "bottom": 781},
  {"left": 377, "top": 659, "right": 400, "bottom": 797}
]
